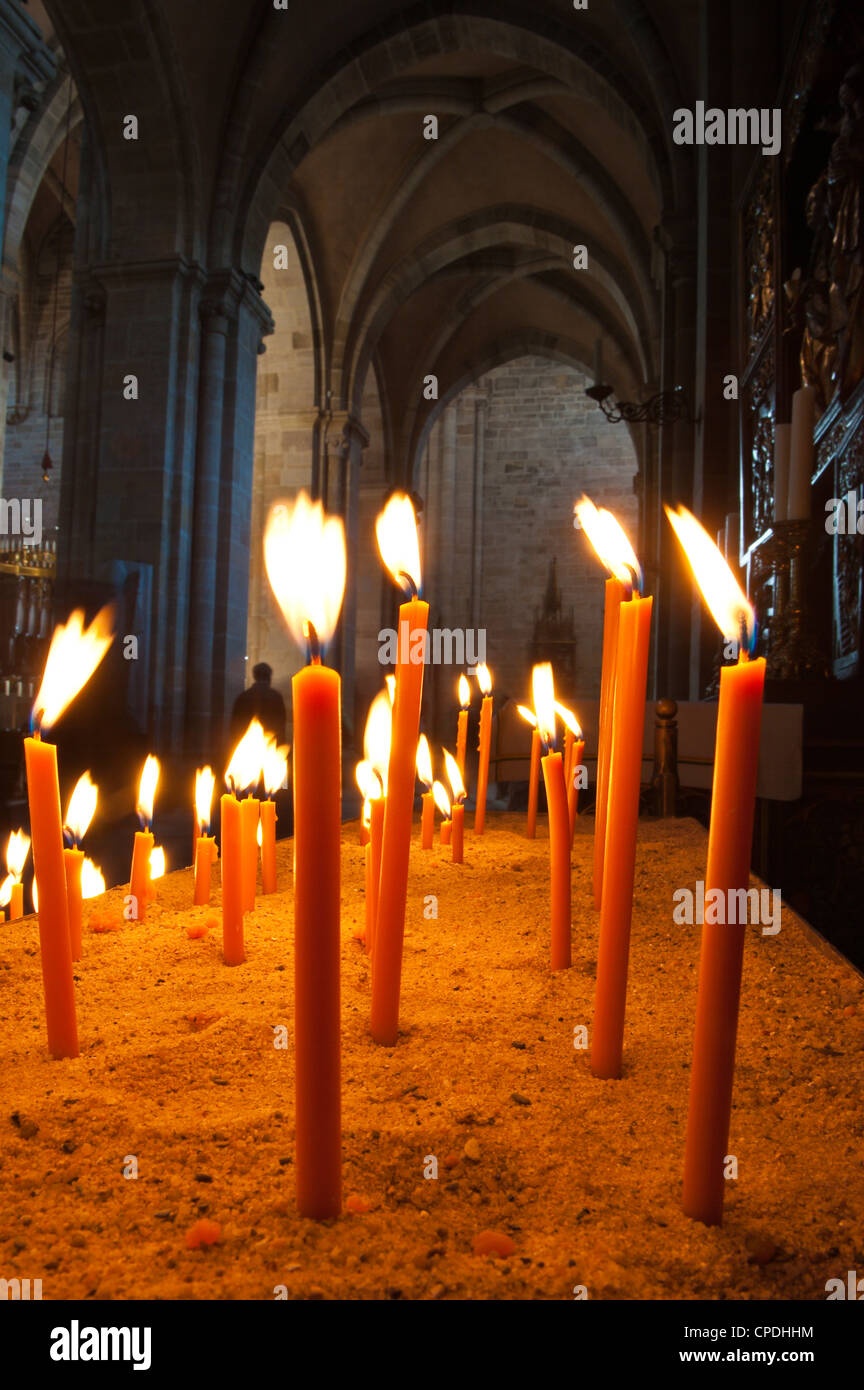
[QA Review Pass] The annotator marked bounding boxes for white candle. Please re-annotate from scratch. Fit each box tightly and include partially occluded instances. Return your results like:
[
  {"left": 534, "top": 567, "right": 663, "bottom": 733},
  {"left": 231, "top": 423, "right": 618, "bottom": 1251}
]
[
  {"left": 788, "top": 387, "right": 815, "bottom": 520},
  {"left": 773, "top": 423, "right": 791, "bottom": 523}
]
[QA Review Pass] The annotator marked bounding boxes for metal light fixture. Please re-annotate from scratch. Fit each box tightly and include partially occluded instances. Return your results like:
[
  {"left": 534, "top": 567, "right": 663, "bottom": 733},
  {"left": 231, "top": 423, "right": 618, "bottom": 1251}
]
[{"left": 585, "top": 381, "right": 697, "bottom": 426}]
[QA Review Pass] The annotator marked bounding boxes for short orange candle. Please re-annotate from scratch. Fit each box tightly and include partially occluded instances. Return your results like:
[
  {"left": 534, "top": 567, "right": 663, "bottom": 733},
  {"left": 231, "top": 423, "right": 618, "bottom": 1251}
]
[
  {"left": 366, "top": 795, "right": 384, "bottom": 954},
  {"left": 193, "top": 835, "right": 216, "bottom": 905},
  {"left": 440, "top": 819, "right": 452, "bottom": 846},
  {"left": 473, "top": 664, "right": 493, "bottom": 834},
  {"left": 451, "top": 802, "right": 464, "bottom": 863},
  {"left": 240, "top": 795, "right": 259, "bottom": 912},
  {"left": 568, "top": 738, "right": 585, "bottom": 842},
  {"left": 3, "top": 830, "right": 30, "bottom": 922},
  {"left": 10, "top": 881, "right": 23, "bottom": 919},
  {"left": 534, "top": 666, "right": 571, "bottom": 970},
  {"left": 63, "top": 847, "right": 84, "bottom": 961},
  {"left": 130, "top": 830, "right": 153, "bottom": 922},
  {"left": 421, "top": 792, "right": 434, "bottom": 849}
]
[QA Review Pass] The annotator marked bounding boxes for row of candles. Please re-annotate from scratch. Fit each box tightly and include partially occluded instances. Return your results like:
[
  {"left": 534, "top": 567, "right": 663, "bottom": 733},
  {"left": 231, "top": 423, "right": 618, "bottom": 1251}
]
[{"left": 15, "top": 488, "right": 764, "bottom": 1232}]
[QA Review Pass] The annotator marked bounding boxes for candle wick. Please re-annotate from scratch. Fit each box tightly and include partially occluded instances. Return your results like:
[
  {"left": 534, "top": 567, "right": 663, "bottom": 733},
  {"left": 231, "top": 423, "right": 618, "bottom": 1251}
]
[
  {"left": 305, "top": 620, "right": 322, "bottom": 665},
  {"left": 397, "top": 570, "right": 419, "bottom": 600},
  {"left": 737, "top": 612, "right": 751, "bottom": 663}
]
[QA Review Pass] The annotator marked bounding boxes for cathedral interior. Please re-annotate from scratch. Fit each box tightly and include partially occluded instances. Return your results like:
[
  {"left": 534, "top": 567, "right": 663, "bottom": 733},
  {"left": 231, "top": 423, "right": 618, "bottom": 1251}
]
[{"left": 0, "top": 0, "right": 863, "bottom": 964}]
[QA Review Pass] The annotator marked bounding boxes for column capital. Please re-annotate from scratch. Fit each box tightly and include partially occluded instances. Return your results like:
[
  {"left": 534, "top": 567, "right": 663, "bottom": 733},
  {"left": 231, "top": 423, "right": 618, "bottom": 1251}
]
[
  {"left": 324, "top": 410, "right": 370, "bottom": 460},
  {"left": 200, "top": 267, "right": 274, "bottom": 343}
]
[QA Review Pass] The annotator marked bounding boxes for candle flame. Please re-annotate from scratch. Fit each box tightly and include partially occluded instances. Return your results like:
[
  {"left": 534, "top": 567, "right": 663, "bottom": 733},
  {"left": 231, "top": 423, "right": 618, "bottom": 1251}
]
[
  {"left": 458, "top": 674, "right": 470, "bottom": 708},
  {"left": 149, "top": 846, "right": 166, "bottom": 880},
  {"left": 136, "top": 755, "right": 160, "bottom": 828},
  {"left": 225, "top": 719, "right": 266, "bottom": 795},
  {"left": 362, "top": 798, "right": 372, "bottom": 829},
  {"left": 376, "top": 493, "right": 421, "bottom": 594},
  {"left": 443, "top": 748, "right": 465, "bottom": 803},
  {"left": 32, "top": 878, "right": 38, "bottom": 913},
  {"left": 555, "top": 701, "right": 583, "bottom": 739},
  {"left": 385, "top": 675, "right": 396, "bottom": 704},
  {"left": 433, "top": 780, "right": 451, "bottom": 819},
  {"left": 32, "top": 604, "right": 114, "bottom": 732},
  {"left": 575, "top": 495, "right": 642, "bottom": 592},
  {"left": 257, "top": 820, "right": 263, "bottom": 848},
  {"left": 81, "top": 857, "right": 106, "bottom": 899},
  {"left": 532, "top": 662, "right": 556, "bottom": 748},
  {"left": 64, "top": 771, "right": 98, "bottom": 843},
  {"left": 0, "top": 874, "right": 12, "bottom": 907},
  {"left": 665, "top": 505, "right": 756, "bottom": 652},
  {"left": 264, "top": 492, "right": 346, "bottom": 648},
  {"left": 416, "top": 734, "right": 433, "bottom": 789},
  {"left": 195, "top": 766, "right": 216, "bottom": 834},
  {"left": 516, "top": 703, "right": 537, "bottom": 728},
  {"left": 363, "top": 692, "right": 392, "bottom": 794},
  {"left": 355, "top": 759, "right": 382, "bottom": 802},
  {"left": 262, "top": 741, "right": 289, "bottom": 798},
  {"left": 475, "top": 663, "right": 492, "bottom": 696},
  {"left": 6, "top": 829, "right": 31, "bottom": 880}
]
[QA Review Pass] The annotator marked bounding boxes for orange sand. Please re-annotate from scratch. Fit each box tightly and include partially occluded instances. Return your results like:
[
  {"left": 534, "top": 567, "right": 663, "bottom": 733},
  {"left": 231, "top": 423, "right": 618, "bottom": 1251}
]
[{"left": 1, "top": 815, "right": 862, "bottom": 1300}]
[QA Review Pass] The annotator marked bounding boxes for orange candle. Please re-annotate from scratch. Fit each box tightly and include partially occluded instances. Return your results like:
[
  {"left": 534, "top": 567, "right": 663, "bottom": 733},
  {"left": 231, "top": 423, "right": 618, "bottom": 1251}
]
[
  {"left": 456, "top": 674, "right": 470, "bottom": 779},
  {"left": 667, "top": 506, "right": 767, "bottom": 1226},
  {"left": 3, "top": 830, "right": 30, "bottom": 921},
  {"left": 130, "top": 830, "right": 153, "bottom": 922},
  {"left": 63, "top": 848, "right": 84, "bottom": 961},
  {"left": 10, "top": 881, "right": 24, "bottom": 919},
  {"left": 220, "top": 792, "right": 244, "bottom": 965},
  {"left": 22, "top": 605, "right": 112, "bottom": 1059},
  {"left": 434, "top": 780, "right": 451, "bottom": 848},
  {"left": 534, "top": 665, "right": 571, "bottom": 970},
  {"left": 359, "top": 812, "right": 370, "bottom": 847},
  {"left": 241, "top": 796, "right": 260, "bottom": 912},
  {"left": 440, "top": 819, "right": 452, "bottom": 846},
  {"left": 473, "top": 664, "right": 493, "bottom": 834},
  {"left": 260, "top": 799, "right": 277, "bottom": 894},
  {"left": 193, "top": 835, "right": 216, "bottom": 905},
  {"left": 443, "top": 749, "right": 466, "bottom": 865},
  {"left": 130, "top": 754, "right": 159, "bottom": 922},
  {"left": 417, "top": 735, "right": 434, "bottom": 849},
  {"left": 265, "top": 491, "right": 344, "bottom": 1219},
  {"left": 591, "top": 589, "right": 652, "bottom": 1078},
  {"left": 371, "top": 494, "right": 428, "bottom": 1046},
  {"left": 366, "top": 795, "right": 384, "bottom": 954},
  {"left": 568, "top": 738, "right": 585, "bottom": 842},
  {"left": 516, "top": 707, "right": 540, "bottom": 839},
  {"left": 24, "top": 735, "right": 78, "bottom": 1058}
]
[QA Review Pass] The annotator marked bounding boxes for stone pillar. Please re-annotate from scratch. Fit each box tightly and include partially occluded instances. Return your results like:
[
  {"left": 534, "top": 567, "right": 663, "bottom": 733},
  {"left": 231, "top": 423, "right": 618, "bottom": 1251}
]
[
  {"left": 470, "top": 395, "right": 487, "bottom": 632},
  {"left": 323, "top": 409, "right": 368, "bottom": 745}
]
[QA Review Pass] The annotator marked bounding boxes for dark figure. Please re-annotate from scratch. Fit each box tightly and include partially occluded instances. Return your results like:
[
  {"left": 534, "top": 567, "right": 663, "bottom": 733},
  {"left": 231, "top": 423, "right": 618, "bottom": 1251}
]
[{"left": 230, "top": 663, "right": 287, "bottom": 746}]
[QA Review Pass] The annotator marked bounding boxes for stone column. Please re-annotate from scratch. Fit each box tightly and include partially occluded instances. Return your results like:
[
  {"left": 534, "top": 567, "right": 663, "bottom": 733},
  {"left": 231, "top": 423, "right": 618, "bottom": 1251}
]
[{"left": 323, "top": 409, "right": 368, "bottom": 745}]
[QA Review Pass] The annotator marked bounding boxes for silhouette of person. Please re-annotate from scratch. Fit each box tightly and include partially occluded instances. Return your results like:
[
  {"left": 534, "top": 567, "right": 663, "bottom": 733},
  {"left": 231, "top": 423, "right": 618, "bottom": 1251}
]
[{"left": 230, "top": 662, "right": 287, "bottom": 747}]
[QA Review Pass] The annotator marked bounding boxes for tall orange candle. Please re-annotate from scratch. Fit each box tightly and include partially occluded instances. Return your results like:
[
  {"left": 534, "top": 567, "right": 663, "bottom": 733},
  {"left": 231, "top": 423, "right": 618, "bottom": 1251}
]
[
  {"left": 591, "top": 586, "right": 652, "bottom": 1078},
  {"left": 24, "top": 606, "right": 112, "bottom": 1058},
  {"left": 555, "top": 701, "right": 583, "bottom": 844},
  {"left": 370, "top": 495, "right": 428, "bottom": 1046},
  {"left": 417, "top": 735, "right": 435, "bottom": 849},
  {"left": 240, "top": 796, "right": 260, "bottom": 912},
  {"left": 534, "top": 665, "right": 571, "bottom": 970},
  {"left": 667, "top": 507, "right": 767, "bottom": 1227},
  {"left": 569, "top": 738, "right": 585, "bottom": 842},
  {"left": 63, "top": 849, "right": 84, "bottom": 961},
  {"left": 265, "top": 491, "right": 345, "bottom": 1220},
  {"left": 259, "top": 800, "right": 277, "bottom": 894},
  {"left": 220, "top": 791, "right": 244, "bottom": 964},
  {"left": 473, "top": 663, "right": 493, "bottom": 834},
  {"left": 367, "top": 794, "right": 384, "bottom": 953},
  {"left": 517, "top": 707, "right": 540, "bottom": 838},
  {"left": 456, "top": 674, "right": 470, "bottom": 780},
  {"left": 130, "top": 754, "right": 159, "bottom": 922}
]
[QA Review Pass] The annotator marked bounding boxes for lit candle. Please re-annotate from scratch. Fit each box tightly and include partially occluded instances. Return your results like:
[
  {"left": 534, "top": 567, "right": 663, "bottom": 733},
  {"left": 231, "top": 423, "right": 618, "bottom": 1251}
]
[
  {"left": 556, "top": 702, "right": 584, "bottom": 842},
  {"left": 260, "top": 741, "right": 287, "bottom": 895},
  {"left": 81, "top": 857, "right": 105, "bottom": 901},
  {"left": 370, "top": 495, "right": 428, "bottom": 1046},
  {"left": 219, "top": 783, "right": 243, "bottom": 965},
  {"left": 356, "top": 762, "right": 385, "bottom": 952},
  {"left": 456, "top": 674, "right": 470, "bottom": 780},
  {"left": 149, "top": 845, "right": 166, "bottom": 893},
  {"left": 434, "top": 781, "right": 451, "bottom": 845},
  {"left": 63, "top": 772, "right": 97, "bottom": 960},
  {"left": 1, "top": 830, "right": 30, "bottom": 920},
  {"left": 416, "top": 735, "right": 435, "bottom": 849},
  {"left": 788, "top": 385, "right": 815, "bottom": 520},
  {"left": 583, "top": 511, "right": 652, "bottom": 1080},
  {"left": 265, "top": 491, "right": 345, "bottom": 1220},
  {"left": 361, "top": 692, "right": 391, "bottom": 958},
  {"left": 575, "top": 497, "right": 635, "bottom": 910},
  {"left": 443, "top": 749, "right": 466, "bottom": 863},
  {"left": 517, "top": 705, "right": 540, "bottom": 839},
  {"left": 130, "top": 755, "right": 159, "bottom": 922},
  {"left": 533, "top": 664, "right": 571, "bottom": 970},
  {"left": 193, "top": 766, "right": 217, "bottom": 906},
  {"left": 667, "top": 505, "right": 766, "bottom": 1227},
  {"left": 473, "top": 663, "right": 493, "bottom": 834},
  {"left": 25, "top": 605, "right": 113, "bottom": 1058}
]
